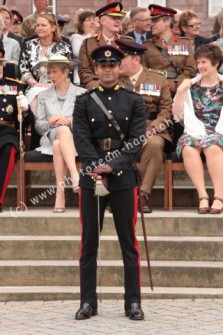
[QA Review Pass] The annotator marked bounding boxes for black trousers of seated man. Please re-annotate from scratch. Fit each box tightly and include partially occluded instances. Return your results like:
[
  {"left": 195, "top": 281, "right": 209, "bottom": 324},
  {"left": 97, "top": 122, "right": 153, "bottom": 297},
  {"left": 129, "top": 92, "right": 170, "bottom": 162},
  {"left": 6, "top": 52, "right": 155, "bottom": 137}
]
[
  {"left": 0, "top": 144, "right": 17, "bottom": 206},
  {"left": 78, "top": 187, "right": 141, "bottom": 311}
]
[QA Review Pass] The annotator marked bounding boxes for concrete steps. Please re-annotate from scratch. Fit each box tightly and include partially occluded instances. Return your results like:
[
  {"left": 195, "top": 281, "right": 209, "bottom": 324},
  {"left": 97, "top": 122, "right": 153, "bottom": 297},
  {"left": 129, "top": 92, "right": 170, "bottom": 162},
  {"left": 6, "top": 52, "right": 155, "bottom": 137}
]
[
  {"left": 0, "top": 260, "right": 223, "bottom": 287},
  {"left": 0, "top": 286, "right": 222, "bottom": 302},
  {"left": 0, "top": 236, "right": 223, "bottom": 261},
  {"left": 0, "top": 209, "right": 223, "bottom": 300}
]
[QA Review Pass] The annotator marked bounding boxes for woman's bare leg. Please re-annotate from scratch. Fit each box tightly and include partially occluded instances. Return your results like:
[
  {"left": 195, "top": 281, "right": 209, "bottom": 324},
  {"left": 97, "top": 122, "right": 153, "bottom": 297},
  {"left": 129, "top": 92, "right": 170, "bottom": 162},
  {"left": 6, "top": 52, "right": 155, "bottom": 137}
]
[
  {"left": 204, "top": 145, "right": 223, "bottom": 210},
  {"left": 53, "top": 139, "right": 67, "bottom": 208},
  {"left": 182, "top": 146, "right": 209, "bottom": 208},
  {"left": 55, "top": 126, "right": 79, "bottom": 189}
]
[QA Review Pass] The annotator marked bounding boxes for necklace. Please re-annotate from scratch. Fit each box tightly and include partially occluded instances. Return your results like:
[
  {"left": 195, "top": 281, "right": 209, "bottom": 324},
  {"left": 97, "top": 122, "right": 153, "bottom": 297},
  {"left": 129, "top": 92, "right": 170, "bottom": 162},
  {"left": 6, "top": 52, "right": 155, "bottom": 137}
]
[
  {"left": 56, "top": 92, "right": 67, "bottom": 101},
  {"left": 40, "top": 41, "right": 53, "bottom": 47}
]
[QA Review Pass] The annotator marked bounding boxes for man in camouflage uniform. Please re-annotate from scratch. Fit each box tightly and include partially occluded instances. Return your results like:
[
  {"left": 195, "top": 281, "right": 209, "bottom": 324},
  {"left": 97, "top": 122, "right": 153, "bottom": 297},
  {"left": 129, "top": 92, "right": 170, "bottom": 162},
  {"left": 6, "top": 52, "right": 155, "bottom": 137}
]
[
  {"left": 143, "top": 4, "right": 197, "bottom": 96},
  {"left": 20, "top": 0, "right": 49, "bottom": 37},
  {"left": 117, "top": 38, "right": 172, "bottom": 212},
  {"left": 79, "top": 2, "right": 123, "bottom": 89}
]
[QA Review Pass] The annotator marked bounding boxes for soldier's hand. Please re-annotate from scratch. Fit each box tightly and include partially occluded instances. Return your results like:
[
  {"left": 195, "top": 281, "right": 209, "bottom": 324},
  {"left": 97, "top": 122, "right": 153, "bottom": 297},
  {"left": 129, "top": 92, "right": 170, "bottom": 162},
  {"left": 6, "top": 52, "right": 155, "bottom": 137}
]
[
  {"left": 93, "top": 164, "right": 112, "bottom": 174},
  {"left": 168, "top": 81, "right": 177, "bottom": 93},
  {"left": 17, "top": 94, "right": 29, "bottom": 111},
  {"left": 146, "top": 126, "right": 157, "bottom": 137}
]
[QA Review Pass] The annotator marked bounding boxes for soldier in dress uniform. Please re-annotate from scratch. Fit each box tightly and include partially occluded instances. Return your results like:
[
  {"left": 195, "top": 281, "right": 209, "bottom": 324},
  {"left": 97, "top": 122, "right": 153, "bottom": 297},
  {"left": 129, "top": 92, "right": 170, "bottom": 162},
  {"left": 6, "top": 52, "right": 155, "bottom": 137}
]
[
  {"left": 117, "top": 38, "right": 172, "bottom": 212},
  {"left": 0, "top": 42, "right": 31, "bottom": 212},
  {"left": 143, "top": 4, "right": 197, "bottom": 96},
  {"left": 78, "top": 2, "right": 124, "bottom": 89},
  {"left": 73, "top": 45, "right": 146, "bottom": 320}
]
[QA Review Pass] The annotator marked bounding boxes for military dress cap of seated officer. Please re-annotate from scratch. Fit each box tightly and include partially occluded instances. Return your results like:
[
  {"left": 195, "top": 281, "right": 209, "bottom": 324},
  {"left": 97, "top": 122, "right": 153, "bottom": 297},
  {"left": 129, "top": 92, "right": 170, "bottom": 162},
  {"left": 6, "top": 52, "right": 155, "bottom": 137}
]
[
  {"left": 11, "top": 9, "right": 23, "bottom": 24},
  {"left": 91, "top": 45, "right": 125, "bottom": 65},
  {"left": 95, "top": 1, "right": 124, "bottom": 18},
  {"left": 115, "top": 38, "right": 148, "bottom": 55},
  {"left": 148, "top": 4, "right": 177, "bottom": 19}
]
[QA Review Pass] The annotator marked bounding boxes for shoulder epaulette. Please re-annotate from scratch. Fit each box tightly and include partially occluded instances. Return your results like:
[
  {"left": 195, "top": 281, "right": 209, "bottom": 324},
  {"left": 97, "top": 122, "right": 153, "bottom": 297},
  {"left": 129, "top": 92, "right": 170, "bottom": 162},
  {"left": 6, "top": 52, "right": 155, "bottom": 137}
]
[
  {"left": 120, "top": 86, "right": 140, "bottom": 96},
  {"left": 178, "top": 36, "right": 190, "bottom": 41},
  {"left": 77, "top": 88, "right": 96, "bottom": 98},
  {"left": 147, "top": 68, "right": 165, "bottom": 76},
  {"left": 5, "top": 77, "right": 25, "bottom": 84}
]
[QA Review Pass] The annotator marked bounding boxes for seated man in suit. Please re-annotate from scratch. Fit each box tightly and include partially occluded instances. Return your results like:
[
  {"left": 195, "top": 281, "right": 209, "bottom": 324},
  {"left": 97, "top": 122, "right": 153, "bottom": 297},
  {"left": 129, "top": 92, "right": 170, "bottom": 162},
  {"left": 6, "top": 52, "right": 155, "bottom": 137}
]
[{"left": 125, "top": 7, "right": 152, "bottom": 43}]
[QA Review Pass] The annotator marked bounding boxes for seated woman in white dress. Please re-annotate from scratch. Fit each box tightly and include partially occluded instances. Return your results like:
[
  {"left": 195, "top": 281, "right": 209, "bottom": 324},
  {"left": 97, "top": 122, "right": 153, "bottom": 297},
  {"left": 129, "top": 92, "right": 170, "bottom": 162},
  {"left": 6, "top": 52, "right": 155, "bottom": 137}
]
[{"left": 35, "top": 55, "right": 86, "bottom": 213}]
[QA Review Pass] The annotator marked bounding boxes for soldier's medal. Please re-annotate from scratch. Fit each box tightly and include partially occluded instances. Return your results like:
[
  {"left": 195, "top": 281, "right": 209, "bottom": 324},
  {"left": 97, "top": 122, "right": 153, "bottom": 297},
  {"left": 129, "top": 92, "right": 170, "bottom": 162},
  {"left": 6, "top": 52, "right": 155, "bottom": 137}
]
[
  {"left": 105, "top": 50, "right": 111, "bottom": 57},
  {"left": 6, "top": 105, "right": 14, "bottom": 114}
]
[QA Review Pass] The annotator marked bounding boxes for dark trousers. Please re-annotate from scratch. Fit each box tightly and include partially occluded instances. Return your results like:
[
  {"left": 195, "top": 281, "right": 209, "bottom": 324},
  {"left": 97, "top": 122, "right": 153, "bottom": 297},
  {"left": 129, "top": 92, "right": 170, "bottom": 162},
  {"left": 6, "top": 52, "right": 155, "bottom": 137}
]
[
  {"left": 79, "top": 187, "right": 141, "bottom": 310},
  {"left": 0, "top": 144, "right": 16, "bottom": 205}
]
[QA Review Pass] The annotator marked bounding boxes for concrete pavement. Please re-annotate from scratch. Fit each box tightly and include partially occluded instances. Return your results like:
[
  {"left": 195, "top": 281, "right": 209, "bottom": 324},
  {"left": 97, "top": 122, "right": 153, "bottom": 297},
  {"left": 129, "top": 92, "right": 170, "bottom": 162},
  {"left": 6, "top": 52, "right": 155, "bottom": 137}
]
[{"left": 1, "top": 299, "right": 223, "bottom": 335}]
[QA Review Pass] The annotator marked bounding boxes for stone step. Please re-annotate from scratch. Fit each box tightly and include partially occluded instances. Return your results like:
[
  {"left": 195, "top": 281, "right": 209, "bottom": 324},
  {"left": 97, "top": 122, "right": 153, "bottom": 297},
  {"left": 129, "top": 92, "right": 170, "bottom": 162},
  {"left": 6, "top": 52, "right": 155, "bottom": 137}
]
[
  {"left": 0, "top": 260, "right": 222, "bottom": 287},
  {"left": 1, "top": 236, "right": 223, "bottom": 261},
  {"left": 4, "top": 185, "right": 215, "bottom": 208},
  {"left": 1, "top": 209, "right": 223, "bottom": 237},
  {"left": 0, "top": 286, "right": 222, "bottom": 301}
]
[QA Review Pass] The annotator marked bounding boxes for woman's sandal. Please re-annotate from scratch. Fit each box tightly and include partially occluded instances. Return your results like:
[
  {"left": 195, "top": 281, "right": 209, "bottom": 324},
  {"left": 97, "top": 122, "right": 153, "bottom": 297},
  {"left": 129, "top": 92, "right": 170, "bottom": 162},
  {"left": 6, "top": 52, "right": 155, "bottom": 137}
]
[
  {"left": 198, "top": 197, "right": 210, "bottom": 214},
  {"left": 210, "top": 197, "right": 223, "bottom": 214},
  {"left": 53, "top": 207, "right": 65, "bottom": 214}
]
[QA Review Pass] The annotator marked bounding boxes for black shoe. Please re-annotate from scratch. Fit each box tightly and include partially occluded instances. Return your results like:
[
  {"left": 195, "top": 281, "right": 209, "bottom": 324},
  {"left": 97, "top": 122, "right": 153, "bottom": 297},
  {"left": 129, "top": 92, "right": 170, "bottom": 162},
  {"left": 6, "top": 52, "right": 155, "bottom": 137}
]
[
  {"left": 0, "top": 204, "right": 2, "bottom": 213},
  {"left": 125, "top": 302, "right": 144, "bottom": 321},
  {"left": 138, "top": 194, "right": 152, "bottom": 213},
  {"left": 75, "top": 303, "right": 97, "bottom": 320}
]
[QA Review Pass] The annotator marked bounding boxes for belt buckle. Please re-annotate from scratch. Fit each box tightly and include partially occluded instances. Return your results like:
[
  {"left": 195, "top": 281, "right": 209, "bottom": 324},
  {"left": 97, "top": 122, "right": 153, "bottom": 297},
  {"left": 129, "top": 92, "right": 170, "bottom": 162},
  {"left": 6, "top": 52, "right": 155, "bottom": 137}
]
[{"left": 103, "top": 138, "right": 111, "bottom": 151}]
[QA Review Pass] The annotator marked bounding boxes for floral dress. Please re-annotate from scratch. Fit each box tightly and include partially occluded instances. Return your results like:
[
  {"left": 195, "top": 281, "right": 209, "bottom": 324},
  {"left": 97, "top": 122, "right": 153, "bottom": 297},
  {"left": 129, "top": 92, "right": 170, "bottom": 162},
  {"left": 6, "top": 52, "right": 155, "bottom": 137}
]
[{"left": 176, "top": 81, "right": 223, "bottom": 157}]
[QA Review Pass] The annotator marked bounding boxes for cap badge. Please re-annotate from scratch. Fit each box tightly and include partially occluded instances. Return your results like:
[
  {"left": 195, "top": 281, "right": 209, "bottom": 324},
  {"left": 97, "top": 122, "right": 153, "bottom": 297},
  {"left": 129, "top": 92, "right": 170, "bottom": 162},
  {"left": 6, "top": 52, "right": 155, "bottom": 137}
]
[
  {"left": 116, "top": 4, "right": 120, "bottom": 12},
  {"left": 105, "top": 50, "right": 111, "bottom": 57}
]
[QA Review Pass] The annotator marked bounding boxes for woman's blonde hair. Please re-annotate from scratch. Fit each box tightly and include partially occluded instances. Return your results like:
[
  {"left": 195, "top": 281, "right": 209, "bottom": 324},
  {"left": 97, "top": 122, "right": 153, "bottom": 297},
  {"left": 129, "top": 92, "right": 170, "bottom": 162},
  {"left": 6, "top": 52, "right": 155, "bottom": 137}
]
[{"left": 37, "top": 12, "right": 61, "bottom": 42}]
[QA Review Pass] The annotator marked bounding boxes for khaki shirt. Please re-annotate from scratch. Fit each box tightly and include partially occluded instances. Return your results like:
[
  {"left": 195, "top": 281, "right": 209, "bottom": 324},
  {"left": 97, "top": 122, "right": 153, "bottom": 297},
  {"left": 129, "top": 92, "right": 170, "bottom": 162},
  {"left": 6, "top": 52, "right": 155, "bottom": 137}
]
[
  {"left": 20, "top": 12, "right": 38, "bottom": 37},
  {"left": 143, "top": 35, "right": 196, "bottom": 89},
  {"left": 119, "top": 67, "right": 172, "bottom": 143},
  {"left": 79, "top": 33, "right": 119, "bottom": 89}
]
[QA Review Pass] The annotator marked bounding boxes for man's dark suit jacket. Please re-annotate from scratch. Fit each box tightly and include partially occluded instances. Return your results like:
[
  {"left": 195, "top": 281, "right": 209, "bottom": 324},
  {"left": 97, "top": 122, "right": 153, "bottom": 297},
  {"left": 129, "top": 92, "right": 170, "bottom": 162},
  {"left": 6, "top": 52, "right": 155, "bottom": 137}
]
[
  {"left": 194, "top": 33, "right": 220, "bottom": 51},
  {"left": 125, "top": 30, "right": 153, "bottom": 42}
]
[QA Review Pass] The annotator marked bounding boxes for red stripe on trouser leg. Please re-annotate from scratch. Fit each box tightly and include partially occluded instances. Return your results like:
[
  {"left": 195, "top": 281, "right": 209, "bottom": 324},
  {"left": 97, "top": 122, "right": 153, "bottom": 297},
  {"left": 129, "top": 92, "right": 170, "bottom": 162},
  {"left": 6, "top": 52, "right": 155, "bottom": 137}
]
[
  {"left": 0, "top": 146, "right": 16, "bottom": 205},
  {"left": 133, "top": 187, "right": 142, "bottom": 303}
]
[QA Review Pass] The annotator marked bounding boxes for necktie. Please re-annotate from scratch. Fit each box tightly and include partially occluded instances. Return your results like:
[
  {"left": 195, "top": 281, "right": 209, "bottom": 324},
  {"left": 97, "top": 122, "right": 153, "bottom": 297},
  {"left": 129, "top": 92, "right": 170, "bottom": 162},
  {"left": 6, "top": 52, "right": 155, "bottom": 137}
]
[{"left": 140, "top": 35, "right": 145, "bottom": 43}]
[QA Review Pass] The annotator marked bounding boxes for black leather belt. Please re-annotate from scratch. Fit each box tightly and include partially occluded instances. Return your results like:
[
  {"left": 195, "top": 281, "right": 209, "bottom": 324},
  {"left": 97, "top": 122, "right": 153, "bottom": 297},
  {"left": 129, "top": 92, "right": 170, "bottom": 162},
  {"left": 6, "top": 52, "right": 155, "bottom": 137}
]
[
  {"left": 163, "top": 70, "right": 178, "bottom": 79},
  {"left": 95, "top": 138, "right": 122, "bottom": 151},
  {"left": 0, "top": 120, "right": 15, "bottom": 128}
]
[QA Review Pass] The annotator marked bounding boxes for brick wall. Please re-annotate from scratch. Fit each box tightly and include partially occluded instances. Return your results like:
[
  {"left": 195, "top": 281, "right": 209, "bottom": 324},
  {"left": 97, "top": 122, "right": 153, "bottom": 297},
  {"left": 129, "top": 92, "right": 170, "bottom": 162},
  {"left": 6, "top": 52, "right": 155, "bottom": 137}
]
[{"left": 6, "top": 0, "right": 217, "bottom": 36}]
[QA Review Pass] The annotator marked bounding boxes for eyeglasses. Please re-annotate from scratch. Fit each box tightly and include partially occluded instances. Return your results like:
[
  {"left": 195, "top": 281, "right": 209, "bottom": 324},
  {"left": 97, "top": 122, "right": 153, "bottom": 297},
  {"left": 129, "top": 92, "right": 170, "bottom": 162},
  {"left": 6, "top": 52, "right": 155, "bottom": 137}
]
[
  {"left": 187, "top": 22, "right": 201, "bottom": 28},
  {"left": 136, "top": 18, "right": 151, "bottom": 22}
]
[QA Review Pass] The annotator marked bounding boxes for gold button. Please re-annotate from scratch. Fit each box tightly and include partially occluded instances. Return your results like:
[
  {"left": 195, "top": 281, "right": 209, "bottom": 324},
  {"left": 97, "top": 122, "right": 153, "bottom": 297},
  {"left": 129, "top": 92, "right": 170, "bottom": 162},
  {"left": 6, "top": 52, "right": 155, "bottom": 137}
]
[
  {"left": 2, "top": 108, "right": 5, "bottom": 111},
  {"left": 125, "top": 117, "right": 128, "bottom": 120},
  {"left": 117, "top": 172, "right": 121, "bottom": 176},
  {"left": 0, "top": 117, "right": 3, "bottom": 120},
  {"left": 108, "top": 97, "right": 112, "bottom": 100},
  {"left": 108, "top": 110, "right": 112, "bottom": 114},
  {"left": 109, "top": 123, "right": 112, "bottom": 127},
  {"left": 91, "top": 118, "right": 95, "bottom": 122},
  {"left": 3, "top": 99, "right": 6, "bottom": 102}
]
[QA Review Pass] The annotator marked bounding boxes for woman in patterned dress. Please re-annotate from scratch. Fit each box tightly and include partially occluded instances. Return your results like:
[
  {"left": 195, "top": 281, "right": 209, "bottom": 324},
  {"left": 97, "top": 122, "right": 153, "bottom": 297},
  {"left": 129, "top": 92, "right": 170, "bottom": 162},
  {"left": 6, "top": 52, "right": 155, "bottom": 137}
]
[
  {"left": 19, "top": 12, "right": 72, "bottom": 114},
  {"left": 173, "top": 44, "right": 223, "bottom": 214}
]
